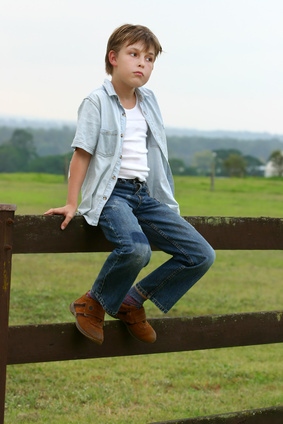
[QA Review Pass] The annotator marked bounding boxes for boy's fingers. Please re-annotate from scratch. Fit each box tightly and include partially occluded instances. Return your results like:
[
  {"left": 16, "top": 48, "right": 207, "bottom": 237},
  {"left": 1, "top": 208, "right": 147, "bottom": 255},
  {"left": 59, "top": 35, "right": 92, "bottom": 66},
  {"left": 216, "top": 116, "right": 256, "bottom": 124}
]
[
  {"left": 44, "top": 209, "right": 54, "bottom": 215},
  {"left": 61, "top": 215, "right": 72, "bottom": 230},
  {"left": 44, "top": 208, "right": 60, "bottom": 215},
  {"left": 43, "top": 207, "right": 75, "bottom": 229},
  {"left": 44, "top": 208, "right": 64, "bottom": 216}
]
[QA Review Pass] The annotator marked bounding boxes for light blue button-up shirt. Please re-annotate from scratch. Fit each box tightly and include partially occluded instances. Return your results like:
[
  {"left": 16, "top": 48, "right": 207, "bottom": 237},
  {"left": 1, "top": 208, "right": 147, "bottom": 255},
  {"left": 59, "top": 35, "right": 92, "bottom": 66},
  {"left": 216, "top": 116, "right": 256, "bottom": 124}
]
[{"left": 71, "top": 79, "right": 180, "bottom": 226}]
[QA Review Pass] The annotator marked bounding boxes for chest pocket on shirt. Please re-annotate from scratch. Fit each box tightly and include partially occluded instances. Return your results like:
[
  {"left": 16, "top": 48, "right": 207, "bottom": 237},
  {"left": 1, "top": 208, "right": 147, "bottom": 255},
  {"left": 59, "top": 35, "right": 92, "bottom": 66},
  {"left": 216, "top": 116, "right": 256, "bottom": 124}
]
[{"left": 96, "top": 129, "right": 118, "bottom": 157}]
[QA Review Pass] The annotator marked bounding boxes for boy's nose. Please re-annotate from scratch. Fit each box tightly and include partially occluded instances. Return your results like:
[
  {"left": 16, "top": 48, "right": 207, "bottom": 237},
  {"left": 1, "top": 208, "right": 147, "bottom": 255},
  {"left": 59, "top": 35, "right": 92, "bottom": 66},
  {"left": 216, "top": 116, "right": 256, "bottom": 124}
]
[{"left": 139, "top": 57, "right": 145, "bottom": 67}]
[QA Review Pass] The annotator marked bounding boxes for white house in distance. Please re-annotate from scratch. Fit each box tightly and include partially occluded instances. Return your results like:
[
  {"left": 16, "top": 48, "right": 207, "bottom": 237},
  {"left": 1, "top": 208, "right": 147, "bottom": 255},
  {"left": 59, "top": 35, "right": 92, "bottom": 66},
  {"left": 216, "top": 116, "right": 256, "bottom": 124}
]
[
  {"left": 264, "top": 151, "right": 283, "bottom": 177},
  {"left": 265, "top": 161, "right": 277, "bottom": 177}
]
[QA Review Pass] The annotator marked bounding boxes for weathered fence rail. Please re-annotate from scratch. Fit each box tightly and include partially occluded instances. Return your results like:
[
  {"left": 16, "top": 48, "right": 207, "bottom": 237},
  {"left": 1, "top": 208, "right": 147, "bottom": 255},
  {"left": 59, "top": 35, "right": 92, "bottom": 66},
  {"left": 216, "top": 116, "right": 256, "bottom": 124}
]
[{"left": 1, "top": 204, "right": 283, "bottom": 424}]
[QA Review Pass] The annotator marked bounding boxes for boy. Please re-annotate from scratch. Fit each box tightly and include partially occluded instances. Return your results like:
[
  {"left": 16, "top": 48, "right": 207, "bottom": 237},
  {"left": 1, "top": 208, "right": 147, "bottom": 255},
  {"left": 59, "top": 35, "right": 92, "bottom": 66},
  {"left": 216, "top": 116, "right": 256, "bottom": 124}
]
[{"left": 45, "top": 24, "right": 215, "bottom": 345}]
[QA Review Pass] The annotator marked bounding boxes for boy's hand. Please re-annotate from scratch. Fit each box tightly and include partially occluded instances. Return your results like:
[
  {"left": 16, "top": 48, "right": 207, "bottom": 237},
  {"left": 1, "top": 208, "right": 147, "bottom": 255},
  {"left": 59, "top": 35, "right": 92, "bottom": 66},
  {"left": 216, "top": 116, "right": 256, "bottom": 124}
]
[
  {"left": 44, "top": 205, "right": 77, "bottom": 230},
  {"left": 44, "top": 148, "right": 91, "bottom": 230}
]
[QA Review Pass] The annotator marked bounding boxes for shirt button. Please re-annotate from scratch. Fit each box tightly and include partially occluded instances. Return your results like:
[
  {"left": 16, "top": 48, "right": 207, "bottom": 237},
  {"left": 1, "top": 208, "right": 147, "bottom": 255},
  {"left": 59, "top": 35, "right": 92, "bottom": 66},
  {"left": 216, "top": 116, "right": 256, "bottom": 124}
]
[
  {"left": 103, "top": 196, "right": 107, "bottom": 200},
  {"left": 112, "top": 176, "right": 116, "bottom": 180},
  {"left": 121, "top": 134, "right": 123, "bottom": 138},
  {"left": 122, "top": 113, "right": 126, "bottom": 117},
  {"left": 120, "top": 155, "right": 122, "bottom": 159}
]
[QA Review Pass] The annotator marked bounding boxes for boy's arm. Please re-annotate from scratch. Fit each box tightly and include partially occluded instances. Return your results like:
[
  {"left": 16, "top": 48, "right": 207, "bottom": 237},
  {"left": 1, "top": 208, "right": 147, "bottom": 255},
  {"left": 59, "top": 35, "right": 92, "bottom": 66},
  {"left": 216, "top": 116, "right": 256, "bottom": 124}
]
[{"left": 44, "top": 148, "right": 91, "bottom": 230}]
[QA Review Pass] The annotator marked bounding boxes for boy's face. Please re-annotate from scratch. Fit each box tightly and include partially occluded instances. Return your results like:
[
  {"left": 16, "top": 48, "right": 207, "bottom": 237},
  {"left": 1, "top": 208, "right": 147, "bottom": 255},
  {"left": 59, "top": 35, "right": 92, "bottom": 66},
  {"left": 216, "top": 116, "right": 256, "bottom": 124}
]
[{"left": 109, "top": 41, "right": 155, "bottom": 89}]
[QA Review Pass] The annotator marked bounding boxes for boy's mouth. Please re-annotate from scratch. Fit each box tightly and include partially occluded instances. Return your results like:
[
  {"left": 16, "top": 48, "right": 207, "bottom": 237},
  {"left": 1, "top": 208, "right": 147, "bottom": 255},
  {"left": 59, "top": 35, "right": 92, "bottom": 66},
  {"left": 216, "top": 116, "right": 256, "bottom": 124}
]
[{"left": 134, "top": 71, "right": 144, "bottom": 76}]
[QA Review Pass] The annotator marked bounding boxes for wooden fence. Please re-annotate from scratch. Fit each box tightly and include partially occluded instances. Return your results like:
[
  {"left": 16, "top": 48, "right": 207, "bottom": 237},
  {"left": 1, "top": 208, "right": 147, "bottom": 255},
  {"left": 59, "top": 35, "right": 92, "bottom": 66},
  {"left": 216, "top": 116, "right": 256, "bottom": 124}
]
[{"left": 1, "top": 204, "right": 283, "bottom": 423}]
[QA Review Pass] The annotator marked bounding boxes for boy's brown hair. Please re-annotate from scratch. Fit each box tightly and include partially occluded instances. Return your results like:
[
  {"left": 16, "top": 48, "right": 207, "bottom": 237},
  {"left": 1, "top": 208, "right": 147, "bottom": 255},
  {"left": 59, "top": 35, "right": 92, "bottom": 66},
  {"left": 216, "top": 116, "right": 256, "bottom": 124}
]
[{"left": 105, "top": 24, "right": 162, "bottom": 75}]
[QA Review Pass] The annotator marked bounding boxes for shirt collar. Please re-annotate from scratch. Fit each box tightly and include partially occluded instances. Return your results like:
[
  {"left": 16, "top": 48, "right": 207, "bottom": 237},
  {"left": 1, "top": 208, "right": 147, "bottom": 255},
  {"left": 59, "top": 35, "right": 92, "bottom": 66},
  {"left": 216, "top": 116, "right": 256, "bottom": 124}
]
[
  {"left": 103, "top": 79, "right": 117, "bottom": 97},
  {"left": 103, "top": 78, "right": 150, "bottom": 102}
]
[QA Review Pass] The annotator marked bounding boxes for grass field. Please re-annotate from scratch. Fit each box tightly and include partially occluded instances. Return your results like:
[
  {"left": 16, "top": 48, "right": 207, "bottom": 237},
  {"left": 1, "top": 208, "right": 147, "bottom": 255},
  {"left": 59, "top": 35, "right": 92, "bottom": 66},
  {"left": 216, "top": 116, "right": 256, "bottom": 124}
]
[{"left": 1, "top": 173, "right": 283, "bottom": 423}]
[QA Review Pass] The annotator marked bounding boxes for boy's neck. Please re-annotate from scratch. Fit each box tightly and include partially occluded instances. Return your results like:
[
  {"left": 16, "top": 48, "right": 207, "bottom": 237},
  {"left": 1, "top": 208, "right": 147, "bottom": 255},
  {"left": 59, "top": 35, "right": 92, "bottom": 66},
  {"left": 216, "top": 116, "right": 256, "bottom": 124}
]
[{"left": 111, "top": 79, "right": 137, "bottom": 109}]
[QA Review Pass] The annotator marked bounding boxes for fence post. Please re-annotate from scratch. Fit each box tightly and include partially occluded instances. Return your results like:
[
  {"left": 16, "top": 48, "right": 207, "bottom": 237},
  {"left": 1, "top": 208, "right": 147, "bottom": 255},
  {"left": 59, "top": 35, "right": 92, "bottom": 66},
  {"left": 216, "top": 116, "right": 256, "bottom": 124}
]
[{"left": 0, "top": 204, "right": 16, "bottom": 424}]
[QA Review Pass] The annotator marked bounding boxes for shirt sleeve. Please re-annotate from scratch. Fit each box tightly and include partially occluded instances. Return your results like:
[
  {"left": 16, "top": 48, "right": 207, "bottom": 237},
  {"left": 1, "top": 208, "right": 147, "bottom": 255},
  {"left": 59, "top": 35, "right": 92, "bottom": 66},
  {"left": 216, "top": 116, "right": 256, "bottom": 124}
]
[{"left": 71, "top": 98, "right": 101, "bottom": 155}]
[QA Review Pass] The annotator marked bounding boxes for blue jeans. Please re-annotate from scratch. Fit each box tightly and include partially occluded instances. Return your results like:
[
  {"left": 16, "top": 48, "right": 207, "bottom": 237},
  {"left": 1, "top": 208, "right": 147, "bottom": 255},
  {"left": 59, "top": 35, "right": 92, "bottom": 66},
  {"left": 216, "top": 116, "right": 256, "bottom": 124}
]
[{"left": 90, "top": 179, "right": 215, "bottom": 316}]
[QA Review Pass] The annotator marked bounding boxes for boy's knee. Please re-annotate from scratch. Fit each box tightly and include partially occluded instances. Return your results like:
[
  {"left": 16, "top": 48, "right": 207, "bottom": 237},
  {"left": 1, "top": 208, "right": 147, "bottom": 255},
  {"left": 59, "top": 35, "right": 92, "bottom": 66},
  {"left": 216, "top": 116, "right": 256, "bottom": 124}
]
[
  {"left": 189, "top": 241, "right": 215, "bottom": 272},
  {"left": 201, "top": 244, "right": 215, "bottom": 272},
  {"left": 206, "top": 246, "right": 216, "bottom": 268},
  {"left": 122, "top": 240, "right": 151, "bottom": 268},
  {"left": 133, "top": 242, "right": 152, "bottom": 267},
  {"left": 129, "top": 232, "right": 151, "bottom": 266}
]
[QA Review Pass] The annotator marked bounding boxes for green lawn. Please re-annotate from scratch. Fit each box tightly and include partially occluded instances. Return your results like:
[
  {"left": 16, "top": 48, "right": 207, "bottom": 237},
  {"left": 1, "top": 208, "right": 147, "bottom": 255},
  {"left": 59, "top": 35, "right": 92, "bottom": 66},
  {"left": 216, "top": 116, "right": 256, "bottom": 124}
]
[{"left": 1, "top": 173, "right": 283, "bottom": 423}]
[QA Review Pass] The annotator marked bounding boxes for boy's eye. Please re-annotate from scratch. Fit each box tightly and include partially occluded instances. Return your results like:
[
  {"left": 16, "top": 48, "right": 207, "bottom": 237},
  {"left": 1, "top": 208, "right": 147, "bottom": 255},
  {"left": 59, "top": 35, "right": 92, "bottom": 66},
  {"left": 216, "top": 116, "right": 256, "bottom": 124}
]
[
  {"left": 130, "top": 52, "right": 137, "bottom": 57},
  {"left": 146, "top": 57, "right": 153, "bottom": 62}
]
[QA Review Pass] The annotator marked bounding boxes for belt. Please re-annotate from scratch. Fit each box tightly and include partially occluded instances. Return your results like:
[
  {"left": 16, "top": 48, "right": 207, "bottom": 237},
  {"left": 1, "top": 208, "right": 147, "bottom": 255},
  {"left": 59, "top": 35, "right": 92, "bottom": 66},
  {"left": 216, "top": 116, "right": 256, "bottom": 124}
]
[{"left": 117, "top": 178, "right": 146, "bottom": 185}]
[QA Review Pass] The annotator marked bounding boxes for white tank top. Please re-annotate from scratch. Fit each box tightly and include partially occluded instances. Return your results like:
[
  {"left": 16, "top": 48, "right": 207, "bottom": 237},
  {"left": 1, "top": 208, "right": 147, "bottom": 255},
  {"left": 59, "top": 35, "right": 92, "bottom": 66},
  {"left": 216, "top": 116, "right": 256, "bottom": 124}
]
[{"left": 118, "top": 99, "right": 150, "bottom": 181}]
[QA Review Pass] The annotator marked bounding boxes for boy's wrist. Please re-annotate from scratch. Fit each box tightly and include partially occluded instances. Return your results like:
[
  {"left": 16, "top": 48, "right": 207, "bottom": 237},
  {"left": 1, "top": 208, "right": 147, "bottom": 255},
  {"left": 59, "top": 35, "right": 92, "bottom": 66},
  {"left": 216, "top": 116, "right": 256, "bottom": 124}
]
[{"left": 66, "top": 202, "right": 78, "bottom": 211}]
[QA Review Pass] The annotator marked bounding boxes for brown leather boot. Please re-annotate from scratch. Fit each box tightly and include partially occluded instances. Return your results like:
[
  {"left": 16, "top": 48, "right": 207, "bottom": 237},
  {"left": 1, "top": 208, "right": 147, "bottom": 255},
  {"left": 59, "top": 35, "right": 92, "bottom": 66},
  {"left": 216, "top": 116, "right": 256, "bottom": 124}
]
[
  {"left": 70, "top": 293, "right": 105, "bottom": 345},
  {"left": 114, "top": 303, "right": 156, "bottom": 343}
]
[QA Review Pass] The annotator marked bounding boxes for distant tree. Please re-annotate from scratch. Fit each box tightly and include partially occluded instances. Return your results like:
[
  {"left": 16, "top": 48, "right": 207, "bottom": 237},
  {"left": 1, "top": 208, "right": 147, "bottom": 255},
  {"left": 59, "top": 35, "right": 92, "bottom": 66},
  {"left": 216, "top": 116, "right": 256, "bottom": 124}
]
[
  {"left": 0, "top": 129, "right": 37, "bottom": 172},
  {"left": 10, "top": 129, "right": 37, "bottom": 163},
  {"left": 192, "top": 150, "right": 214, "bottom": 176},
  {"left": 185, "top": 166, "right": 198, "bottom": 176},
  {"left": 244, "top": 155, "right": 263, "bottom": 167},
  {"left": 268, "top": 150, "right": 283, "bottom": 177},
  {"left": 28, "top": 153, "right": 72, "bottom": 175},
  {"left": 224, "top": 153, "right": 247, "bottom": 177},
  {"left": 244, "top": 155, "right": 264, "bottom": 176},
  {"left": 169, "top": 158, "right": 186, "bottom": 175},
  {"left": 212, "top": 149, "right": 243, "bottom": 176},
  {"left": 213, "top": 148, "right": 242, "bottom": 161},
  {"left": 0, "top": 145, "right": 23, "bottom": 172}
]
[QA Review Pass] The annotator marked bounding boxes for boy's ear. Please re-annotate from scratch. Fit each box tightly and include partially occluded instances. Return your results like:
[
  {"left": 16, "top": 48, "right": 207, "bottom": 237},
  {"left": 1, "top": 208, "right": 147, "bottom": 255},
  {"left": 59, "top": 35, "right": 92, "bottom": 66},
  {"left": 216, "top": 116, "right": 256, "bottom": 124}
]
[{"left": 108, "top": 50, "right": 118, "bottom": 68}]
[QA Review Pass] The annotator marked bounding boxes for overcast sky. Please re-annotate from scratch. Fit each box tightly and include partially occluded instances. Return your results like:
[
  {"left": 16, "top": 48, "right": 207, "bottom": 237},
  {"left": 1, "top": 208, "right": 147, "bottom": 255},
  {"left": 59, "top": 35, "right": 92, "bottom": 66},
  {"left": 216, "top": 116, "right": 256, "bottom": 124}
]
[{"left": 1, "top": 0, "right": 283, "bottom": 133}]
